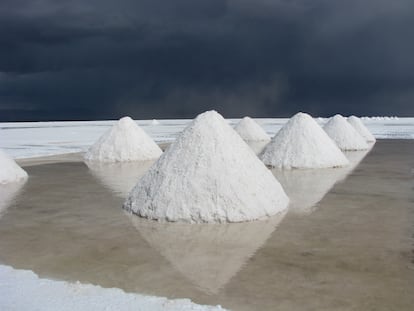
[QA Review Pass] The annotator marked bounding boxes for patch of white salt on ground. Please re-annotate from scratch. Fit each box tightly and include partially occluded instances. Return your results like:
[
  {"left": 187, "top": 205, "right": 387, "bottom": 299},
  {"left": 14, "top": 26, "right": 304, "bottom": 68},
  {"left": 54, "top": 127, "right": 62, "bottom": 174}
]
[
  {"left": 260, "top": 112, "right": 349, "bottom": 169},
  {"left": 234, "top": 116, "right": 270, "bottom": 141},
  {"left": 84, "top": 116, "right": 162, "bottom": 162},
  {"left": 323, "top": 114, "right": 369, "bottom": 151},
  {"left": 124, "top": 110, "right": 289, "bottom": 223},
  {"left": 0, "top": 265, "right": 226, "bottom": 311},
  {"left": 0, "top": 149, "right": 28, "bottom": 184},
  {"left": 348, "top": 116, "right": 376, "bottom": 143}
]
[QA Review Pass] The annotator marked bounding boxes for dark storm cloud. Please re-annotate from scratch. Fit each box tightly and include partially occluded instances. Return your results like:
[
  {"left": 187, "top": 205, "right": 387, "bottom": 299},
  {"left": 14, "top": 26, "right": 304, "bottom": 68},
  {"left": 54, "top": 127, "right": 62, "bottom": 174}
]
[{"left": 0, "top": 0, "right": 413, "bottom": 121}]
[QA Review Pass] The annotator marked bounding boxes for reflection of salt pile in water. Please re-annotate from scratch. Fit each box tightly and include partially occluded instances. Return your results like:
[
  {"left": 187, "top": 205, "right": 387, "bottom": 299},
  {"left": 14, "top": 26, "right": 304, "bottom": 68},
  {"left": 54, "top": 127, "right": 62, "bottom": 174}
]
[
  {"left": 0, "top": 180, "right": 26, "bottom": 217},
  {"left": 272, "top": 148, "right": 371, "bottom": 215},
  {"left": 128, "top": 212, "right": 286, "bottom": 294},
  {"left": 234, "top": 117, "right": 270, "bottom": 142},
  {"left": 0, "top": 150, "right": 28, "bottom": 184},
  {"left": 124, "top": 110, "right": 289, "bottom": 223},
  {"left": 84, "top": 117, "right": 162, "bottom": 162},
  {"left": 260, "top": 112, "right": 349, "bottom": 169},
  {"left": 348, "top": 116, "right": 376, "bottom": 143},
  {"left": 85, "top": 161, "right": 154, "bottom": 198},
  {"left": 323, "top": 114, "right": 369, "bottom": 150}
]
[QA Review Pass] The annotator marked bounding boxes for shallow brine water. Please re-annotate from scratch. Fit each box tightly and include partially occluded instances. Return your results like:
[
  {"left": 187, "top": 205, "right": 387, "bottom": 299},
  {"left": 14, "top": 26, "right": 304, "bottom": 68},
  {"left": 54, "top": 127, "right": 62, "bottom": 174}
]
[{"left": 0, "top": 140, "right": 413, "bottom": 310}]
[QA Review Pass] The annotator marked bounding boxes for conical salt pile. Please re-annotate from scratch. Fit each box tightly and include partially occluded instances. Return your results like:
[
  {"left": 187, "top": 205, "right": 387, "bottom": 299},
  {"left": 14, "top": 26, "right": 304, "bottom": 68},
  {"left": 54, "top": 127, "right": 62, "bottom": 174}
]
[
  {"left": 347, "top": 116, "right": 376, "bottom": 143},
  {"left": 234, "top": 117, "right": 270, "bottom": 142},
  {"left": 260, "top": 112, "right": 349, "bottom": 169},
  {"left": 124, "top": 110, "right": 289, "bottom": 223},
  {"left": 0, "top": 149, "right": 28, "bottom": 184},
  {"left": 84, "top": 116, "right": 162, "bottom": 162},
  {"left": 323, "top": 114, "right": 369, "bottom": 150}
]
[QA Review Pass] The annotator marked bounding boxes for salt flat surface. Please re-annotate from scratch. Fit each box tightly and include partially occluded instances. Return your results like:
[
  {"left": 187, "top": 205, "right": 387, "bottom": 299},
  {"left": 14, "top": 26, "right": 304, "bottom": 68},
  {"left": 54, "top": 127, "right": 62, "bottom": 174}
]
[
  {"left": 0, "top": 118, "right": 413, "bottom": 159},
  {"left": 0, "top": 265, "right": 226, "bottom": 311}
]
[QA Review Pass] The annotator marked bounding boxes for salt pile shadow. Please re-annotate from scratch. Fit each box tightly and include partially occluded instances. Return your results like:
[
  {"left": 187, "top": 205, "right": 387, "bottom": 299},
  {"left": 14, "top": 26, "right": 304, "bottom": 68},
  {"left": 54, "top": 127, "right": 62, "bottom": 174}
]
[
  {"left": 272, "top": 149, "right": 371, "bottom": 215},
  {"left": 0, "top": 180, "right": 26, "bottom": 218},
  {"left": 128, "top": 211, "right": 287, "bottom": 294},
  {"left": 85, "top": 160, "right": 154, "bottom": 198}
]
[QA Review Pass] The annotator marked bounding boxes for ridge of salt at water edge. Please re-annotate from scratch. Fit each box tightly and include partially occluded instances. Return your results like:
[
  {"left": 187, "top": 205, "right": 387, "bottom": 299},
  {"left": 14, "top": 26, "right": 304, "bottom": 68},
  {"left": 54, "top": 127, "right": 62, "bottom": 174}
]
[
  {"left": 124, "top": 110, "right": 289, "bottom": 223},
  {"left": 0, "top": 149, "right": 28, "bottom": 184}
]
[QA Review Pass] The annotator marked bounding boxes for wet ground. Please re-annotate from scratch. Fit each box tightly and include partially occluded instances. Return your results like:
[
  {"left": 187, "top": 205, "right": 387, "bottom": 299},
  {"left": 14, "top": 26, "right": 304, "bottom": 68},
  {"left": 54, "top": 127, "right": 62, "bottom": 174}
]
[{"left": 0, "top": 139, "right": 413, "bottom": 310}]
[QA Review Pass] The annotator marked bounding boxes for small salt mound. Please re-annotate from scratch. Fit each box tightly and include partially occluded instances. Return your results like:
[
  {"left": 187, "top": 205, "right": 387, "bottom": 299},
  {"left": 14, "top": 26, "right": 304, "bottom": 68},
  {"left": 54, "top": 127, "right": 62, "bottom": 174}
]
[
  {"left": 323, "top": 114, "right": 369, "bottom": 150},
  {"left": 124, "top": 110, "right": 289, "bottom": 223},
  {"left": 348, "top": 116, "right": 376, "bottom": 142},
  {"left": 84, "top": 116, "right": 162, "bottom": 162},
  {"left": 151, "top": 119, "right": 160, "bottom": 125},
  {"left": 260, "top": 112, "right": 349, "bottom": 169},
  {"left": 0, "top": 149, "right": 28, "bottom": 184},
  {"left": 234, "top": 117, "right": 270, "bottom": 141}
]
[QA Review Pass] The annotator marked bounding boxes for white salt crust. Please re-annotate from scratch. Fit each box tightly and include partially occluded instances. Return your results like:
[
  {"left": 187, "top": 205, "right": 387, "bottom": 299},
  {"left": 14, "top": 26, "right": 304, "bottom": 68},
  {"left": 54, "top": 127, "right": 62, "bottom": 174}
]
[
  {"left": 0, "top": 265, "right": 225, "bottom": 311},
  {"left": 234, "top": 116, "right": 270, "bottom": 141},
  {"left": 124, "top": 110, "right": 289, "bottom": 223},
  {"left": 0, "top": 149, "right": 28, "bottom": 184},
  {"left": 348, "top": 115, "right": 376, "bottom": 142},
  {"left": 260, "top": 112, "right": 349, "bottom": 169},
  {"left": 84, "top": 116, "right": 162, "bottom": 162},
  {"left": 323, "top": 114, "right": 369, "bottom": 150}
]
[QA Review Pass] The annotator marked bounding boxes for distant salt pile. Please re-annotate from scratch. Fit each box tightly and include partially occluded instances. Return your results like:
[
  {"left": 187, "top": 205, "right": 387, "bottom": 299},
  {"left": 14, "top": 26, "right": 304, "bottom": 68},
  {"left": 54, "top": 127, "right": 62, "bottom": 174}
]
[
  {"left": 151, "top": 119, "right": 160, "bottom": 125},
  {"left": 0, "top": 150, "right": 28, "bottom": 184},
  {"left": 234, "top": 117, "right": 270, "bottom": 142},
  {"left": 323, "top": 114, "right": 369, "bottom": 151},
  {"left": 84, "top": 116, "right": 162, "bottom": 162},
  {"left": 124, "top": 110, "right": 289, "bottom": 223},
  {"left": 348, "top": 116, "right": 376, "bottom": 142},
  {"left": 260, "top": 112, "right": 349, "bottom": 169}
]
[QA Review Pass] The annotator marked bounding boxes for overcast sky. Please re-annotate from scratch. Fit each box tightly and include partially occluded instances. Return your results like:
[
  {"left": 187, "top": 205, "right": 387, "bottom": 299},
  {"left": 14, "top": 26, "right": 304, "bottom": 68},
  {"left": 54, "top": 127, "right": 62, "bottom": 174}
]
[{"left": 1, "top": 0, "right": 413, "bottom": 121}]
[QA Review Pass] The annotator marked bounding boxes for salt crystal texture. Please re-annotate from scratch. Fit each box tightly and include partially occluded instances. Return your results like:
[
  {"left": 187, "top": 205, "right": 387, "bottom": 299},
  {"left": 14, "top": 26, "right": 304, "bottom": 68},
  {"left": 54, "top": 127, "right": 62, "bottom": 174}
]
[
  {"left": 124, "top": 110, "right": 289, "bottom": 223},
  {"left": 347, "top": 116, "right": 376, "bottom": 142},
  {"left": 323, "top": 114, "right": 369, "bottom": 150},
  {"left": 0, "top": 149, "right": 28, "bottom": 184},
  {"left": 260, "top": 112, "right": 349, "bottom": 169},
  {"left": 84, "top": 116, "right": 162, "bottom": 162},
  {"left": 234, "top": 117, "right": 270, "bottom": 141}
]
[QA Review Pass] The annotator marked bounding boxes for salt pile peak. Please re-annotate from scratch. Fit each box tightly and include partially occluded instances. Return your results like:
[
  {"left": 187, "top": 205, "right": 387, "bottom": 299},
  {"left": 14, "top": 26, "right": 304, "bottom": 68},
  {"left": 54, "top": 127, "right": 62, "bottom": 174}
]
[
  {"left": 348, "top": 116, "right": 376, "bottom": 143},
  {"left": 124, "top": 110, "right": 289, "bottom": 223},
  {"left": 323, "top": 114, "right": 369, "bottom": 150},
  {"left": 0, "top": 149, "right": 28, "bottom": 184},
  {"left": 84, "top": 116, "right": 162, "bottom": 162},
  {"left": 260, "top": 112, "right": 349, "bottom": 169},
  {"left": 234, "top": 117, "right": 270, "bottom": 141}
]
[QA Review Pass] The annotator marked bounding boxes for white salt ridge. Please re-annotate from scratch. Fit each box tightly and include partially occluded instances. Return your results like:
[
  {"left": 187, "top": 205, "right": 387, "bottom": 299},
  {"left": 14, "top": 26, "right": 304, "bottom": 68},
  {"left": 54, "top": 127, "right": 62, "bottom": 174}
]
[
  {"left": 323, "top": 114, "right": 369, "bottom": 150},
  {"left": 234, "top": 116, "right": 270, "bottom": 141},
  {"left": 348, "top": 116, "right": 376, "bottom": 142},
  {"left": 260, "top": 112, "right": 349, "bottom": 169},
  {"left": 0, "top": 265, "right": 225, "bottom": 311},
  {"left": 0, "top": 149, "right": 28, "bottom": 184},
  {"left": 124, "top": 110, "right": 289, "bottom": 223},
  {"left": 84, "top": 116, "right": 162, "bottom": 162}
]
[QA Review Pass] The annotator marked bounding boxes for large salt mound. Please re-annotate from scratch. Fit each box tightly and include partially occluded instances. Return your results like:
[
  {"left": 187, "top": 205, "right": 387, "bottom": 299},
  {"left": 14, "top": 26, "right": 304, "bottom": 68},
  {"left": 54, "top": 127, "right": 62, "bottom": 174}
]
[
  {"left": 323, "top": 114, "right": 369, "bottom": 151},
  {"left": 234, "top": 117, "right": 270, "bottom": 141},
  {"left": 260, "top": 112, "right": 349, "bottom": 169},
  {"left": 84, "top": 116, "right": 162, "bottom": 162},
  {"left": 348, "top": 116, "right": 376, "bottom": 142},
  {"left": 0, "top": 149, "right": 28, "bottom": 184},
  {"left": 124, "top": 110, "right": 289, "bottom": 223}
]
